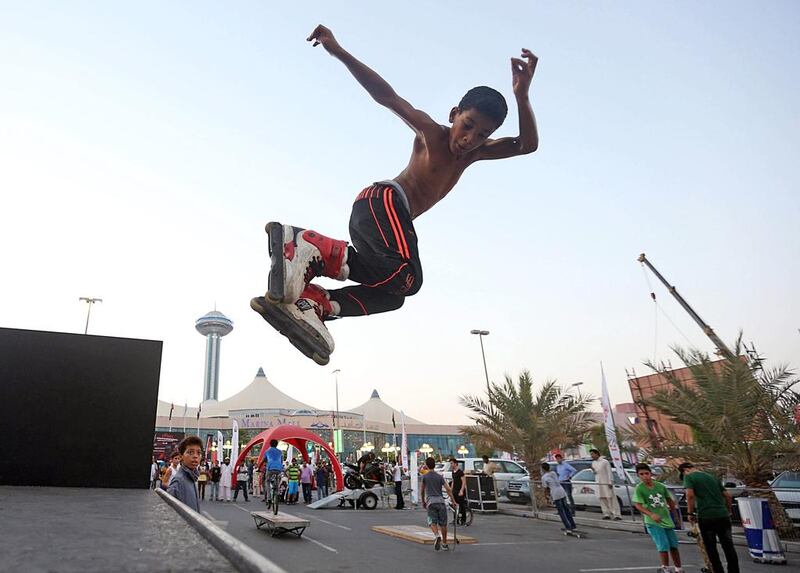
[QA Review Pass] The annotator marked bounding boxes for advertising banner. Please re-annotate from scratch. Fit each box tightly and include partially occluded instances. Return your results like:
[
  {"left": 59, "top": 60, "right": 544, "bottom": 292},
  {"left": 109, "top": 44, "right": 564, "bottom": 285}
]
[{"left": 153, "top": 431, "right": 184, "bottom": 461}]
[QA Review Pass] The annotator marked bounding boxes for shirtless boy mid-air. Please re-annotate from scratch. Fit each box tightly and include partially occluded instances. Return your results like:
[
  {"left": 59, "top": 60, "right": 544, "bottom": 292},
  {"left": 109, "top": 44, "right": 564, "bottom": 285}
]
[{"left": 251, "top": 24, "right": 539, "bottom": 365}]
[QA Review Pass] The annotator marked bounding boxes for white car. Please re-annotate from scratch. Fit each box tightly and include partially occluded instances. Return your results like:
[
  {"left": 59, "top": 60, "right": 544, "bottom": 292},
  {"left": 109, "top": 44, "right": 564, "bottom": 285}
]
[
  {"left": 440, "top": 458, "right": 528, "bottom": 500},
  {"left": 771, "top": 471, "right": 800, "bottom": 523},
  {"left": 570, "top": 467, "right": 682, "bottom": 511}
]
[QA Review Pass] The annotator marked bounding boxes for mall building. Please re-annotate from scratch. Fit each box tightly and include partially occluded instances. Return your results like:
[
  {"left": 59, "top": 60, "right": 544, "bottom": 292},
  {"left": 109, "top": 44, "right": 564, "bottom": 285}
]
[{"left": 154, "top": 368, "right": 473, "bottom": 460}]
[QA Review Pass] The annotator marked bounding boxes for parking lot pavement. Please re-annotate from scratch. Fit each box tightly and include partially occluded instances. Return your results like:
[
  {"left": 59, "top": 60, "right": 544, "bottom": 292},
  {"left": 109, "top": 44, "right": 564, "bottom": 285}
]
[{"left": 200, "top": 499, "right": 800, "bottom": 573}]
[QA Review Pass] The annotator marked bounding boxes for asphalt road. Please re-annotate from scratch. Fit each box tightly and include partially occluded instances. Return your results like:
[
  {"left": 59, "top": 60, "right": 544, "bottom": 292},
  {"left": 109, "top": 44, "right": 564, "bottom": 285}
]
[{"left": 200, "top": 497, "right": 799, "bottom": 573}]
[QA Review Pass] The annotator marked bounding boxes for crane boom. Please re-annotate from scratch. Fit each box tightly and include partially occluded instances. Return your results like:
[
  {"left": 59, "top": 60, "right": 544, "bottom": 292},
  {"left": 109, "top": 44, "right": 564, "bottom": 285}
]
[{"left": 637, "top": 253, "right": 734, "bottom": 359}]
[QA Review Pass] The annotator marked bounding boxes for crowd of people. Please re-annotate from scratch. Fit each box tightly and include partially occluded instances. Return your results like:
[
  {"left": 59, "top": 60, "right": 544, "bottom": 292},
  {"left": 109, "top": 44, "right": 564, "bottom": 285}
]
[
  {"left": 151, "top": 437, "right": 339, "bottom": 507},
  {"left": 154, "top": 438, "right": 746, "bottom": 570}
]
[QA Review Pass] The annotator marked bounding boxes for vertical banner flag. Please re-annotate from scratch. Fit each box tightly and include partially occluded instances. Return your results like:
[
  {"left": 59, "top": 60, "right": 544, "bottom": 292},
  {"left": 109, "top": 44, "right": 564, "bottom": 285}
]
[
  {"left": 410, "top": 453, "right": 419, "bottom": 504},
  {"left": 216, "top": 430, "right": 224, "bottom": 463},
  {"left": 400, "top": 411, "right": 408, "bottom": 471},
  {"left": 196, "top": 402, "right": 202, "bottom": 435},
  {"left": 181, "top": 402, "right": 188, "bottom": 433},
  {"left": 601, "top": 363, "right": 626, "bottom": 479},
  {"left": 231, "top": 419, "right": 239, "bottom": 467},
  {"left": 168, "top": 402, "right": 174, "bottom": 431}
]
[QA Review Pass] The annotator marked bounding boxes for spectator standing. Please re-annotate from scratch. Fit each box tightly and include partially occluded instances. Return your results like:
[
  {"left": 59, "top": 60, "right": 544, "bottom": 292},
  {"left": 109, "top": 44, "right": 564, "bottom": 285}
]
[
  {"left": 166, "top": 436, "right": 203, "bottom": 512},
  {"left": 233, "top": 463, "right": 250, "bottom": 502},
  {"left": 197, "top": 462, "right": 209, "bottom": 501},
  {"left": 162, "top": 452, "right": 181, "bottom": 488},
  {"left": 449, "top": 458, "right": 466, "bottom": 522},
  {"left": 316, "top": 462, "right": 329, "bottom": 500},
  {"left": 590, "top": 449, "right": 621, "bottom": 520},
  {"left": 286, "top": 459, "right": 301, "bottom": 504},
  {"left": 541, "top": 462, "right": 577, "bottom": 533},
  {"left": 246, "top": 459, "right": 255, "bottom": 494},
  {"left": 392, "top": 460, "right": 405, "bottom": 510},
  {"left": 679, "top": 462, "right": 739, "bottom": 573},
  {"left": 209, "top": 460, "right": 221, "bottom": 501},
  {"left": 219, "top": 457, "right": 233, "bottom": 502},
  {"left": 150, "top": 458, "right": 160, "bottom": 489},
  {"left": 253, "top": 462, "right": 263, "bottom": 497},
  {"left": 554, "top": 453, "right": 577, "bottom": 514},
  {"left": 300, "top": 462, "right": 314, "bottom": 504},
  {"left": 482, "top": 455, "right": 499, "bottom": 477}
]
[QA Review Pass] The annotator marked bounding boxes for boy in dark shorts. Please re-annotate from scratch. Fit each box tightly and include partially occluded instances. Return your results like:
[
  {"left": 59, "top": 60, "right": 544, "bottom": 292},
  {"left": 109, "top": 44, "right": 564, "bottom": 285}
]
[
  {"left": 632, "top": 463, "right": 684, "bottom": 573},
  {"left": 251, "top": 24, "right": 539, "bottom": 365},
  {"left": 421, "top": 457, "right": 457, "bottom": 551}
]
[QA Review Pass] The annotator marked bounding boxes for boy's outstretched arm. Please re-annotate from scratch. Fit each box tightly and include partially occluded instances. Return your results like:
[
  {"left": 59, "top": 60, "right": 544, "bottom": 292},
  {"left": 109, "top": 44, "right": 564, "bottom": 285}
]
[
  {"left": 307, "top": 25, "right": 439, "bottom": 136},
  {"left": 476, "top": 49, "right": 539, "bottom": 161}
]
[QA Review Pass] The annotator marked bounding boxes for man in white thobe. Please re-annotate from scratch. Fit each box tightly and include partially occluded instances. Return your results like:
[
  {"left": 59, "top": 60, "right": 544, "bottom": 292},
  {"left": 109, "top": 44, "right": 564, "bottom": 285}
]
[
  {"left": 590, "top": 449, "right": 621, "bottom": 520},
  {"left": 219, "top": 457, "right": 233, "bottom": 502}
]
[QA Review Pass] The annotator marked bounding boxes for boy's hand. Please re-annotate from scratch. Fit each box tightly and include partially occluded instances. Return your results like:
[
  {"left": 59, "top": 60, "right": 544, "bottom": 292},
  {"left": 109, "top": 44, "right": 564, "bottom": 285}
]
[
  {"left": 511, "top": 48, "right": 538, "bottom": 97},
  {"left": 307, "top": 24, "right": 342, "bottom": 56},
  {"left": 651, "top": 513, "right": 662, "bottom": 523}
]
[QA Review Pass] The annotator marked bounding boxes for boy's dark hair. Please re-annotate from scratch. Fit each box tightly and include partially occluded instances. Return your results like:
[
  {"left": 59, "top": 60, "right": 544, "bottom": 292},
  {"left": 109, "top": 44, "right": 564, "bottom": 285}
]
[
  {"left": 425, "top": 457, "right": 436, "bottom": 469},
  {"left": 178, "top": 435, "right": 203, "bottom": 455},
  {"left": 541, "top": 462, "right": 550, "bottom": 471},
  {"left": 448, "top": 457, "right": 457, "bottom": 463},
  {"left": 459, "top": 86, "right": 508, "bottom": 127},
  {"left": 635, "top": 463, "right": 651, "bottom": 473},
  {"left": 589, "top": 448, "right": 601, "bottom": 455},
  {"left": 270, "top": 439, "right": 278, "bottom": 447},
  {"left": 482, "top": 455, "right": 489, "bottom": 462},
  {"left": 555, "top": 453, "right": 563, "bottom": 459}
]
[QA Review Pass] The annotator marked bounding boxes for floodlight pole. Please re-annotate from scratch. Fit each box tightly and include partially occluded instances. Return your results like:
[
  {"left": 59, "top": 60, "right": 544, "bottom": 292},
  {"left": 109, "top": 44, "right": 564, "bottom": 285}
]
[{"left": 79, "top": 297, "right": 103, "bottom": 334}]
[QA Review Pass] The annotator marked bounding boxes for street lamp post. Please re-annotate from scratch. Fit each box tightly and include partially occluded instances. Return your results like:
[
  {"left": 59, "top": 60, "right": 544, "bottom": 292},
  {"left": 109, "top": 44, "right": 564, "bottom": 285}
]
[
  {"left": 79, "top": 297, "right": 103, "bottom": 334},
  {"left": 470, "top": 329, "right": 491, "bottom": 397},
  {"left": 332, "top": 369, "right": 341, "bottom": 430}
]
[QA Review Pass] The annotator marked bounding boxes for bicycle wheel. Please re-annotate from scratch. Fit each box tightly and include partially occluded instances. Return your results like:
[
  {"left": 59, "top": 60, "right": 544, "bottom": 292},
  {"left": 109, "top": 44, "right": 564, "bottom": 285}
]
[{"left": 271, "top": 477, "right": 280, "bottom": 515}]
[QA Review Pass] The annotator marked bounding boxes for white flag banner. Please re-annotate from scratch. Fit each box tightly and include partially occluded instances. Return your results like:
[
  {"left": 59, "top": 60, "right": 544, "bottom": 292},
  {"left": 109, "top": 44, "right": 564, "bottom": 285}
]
[
  {"left": 400, "top": 411, "right": 408, "bottom": 471},
  {"left": 601, "top": 363, "right": 626, "bottom": 480},
  {"left": 231, "top": 419, "right": 239, "bottom": 467},
  {"left": 409, "top": 453, "right": 419, "bottom": 504},
  {"left": 216, "top": 430, "right": 224, "bottom": 463}
]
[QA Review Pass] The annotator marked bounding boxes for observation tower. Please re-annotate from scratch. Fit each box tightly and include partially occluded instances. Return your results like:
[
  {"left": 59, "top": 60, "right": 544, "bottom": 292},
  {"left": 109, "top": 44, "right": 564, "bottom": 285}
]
[{"left": 195, "top": 309, "right": 233, "bottom": 402}]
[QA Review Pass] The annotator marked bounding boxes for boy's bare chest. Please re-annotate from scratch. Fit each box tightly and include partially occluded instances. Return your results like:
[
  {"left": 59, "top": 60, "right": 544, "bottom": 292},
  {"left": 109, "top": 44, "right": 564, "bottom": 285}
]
[{"left": 398, "top": 136, "right": 470, "bottom": 217}]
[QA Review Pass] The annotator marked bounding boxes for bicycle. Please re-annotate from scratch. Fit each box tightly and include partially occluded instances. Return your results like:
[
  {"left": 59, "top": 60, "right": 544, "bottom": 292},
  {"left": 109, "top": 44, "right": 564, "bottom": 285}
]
[{"left": 266, "top": 470, "right": 282, "bottom": 516}]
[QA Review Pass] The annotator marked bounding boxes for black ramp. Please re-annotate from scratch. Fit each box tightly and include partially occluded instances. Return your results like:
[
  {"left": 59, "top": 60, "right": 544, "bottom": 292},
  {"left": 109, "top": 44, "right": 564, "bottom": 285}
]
[{"left": 0, "top": 327, "right": 162, "bottom": 488}]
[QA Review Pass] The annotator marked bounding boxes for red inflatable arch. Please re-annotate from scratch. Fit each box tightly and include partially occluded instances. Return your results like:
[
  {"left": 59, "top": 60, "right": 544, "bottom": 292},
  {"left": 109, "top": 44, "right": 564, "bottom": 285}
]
[{"left": 231, "top": 424, "right": 343, "bottom": 491}]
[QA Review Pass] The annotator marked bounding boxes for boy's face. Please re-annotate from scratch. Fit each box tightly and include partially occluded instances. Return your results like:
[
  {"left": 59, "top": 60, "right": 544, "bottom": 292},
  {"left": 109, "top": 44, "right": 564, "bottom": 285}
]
[
  {"left": 448, "top": 108, "right": 499, "bottom": 157},
  {"left": 637, "top": 469, "right": 652, "bottom": 483},
  {"left": 182, "top": 445, "right": 202, "bottom": 471}
]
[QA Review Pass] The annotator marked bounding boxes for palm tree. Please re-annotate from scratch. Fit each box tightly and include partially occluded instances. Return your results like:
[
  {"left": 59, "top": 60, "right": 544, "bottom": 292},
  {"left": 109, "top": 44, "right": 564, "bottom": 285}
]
[
  {"left": 635, "top": 336, "right": 800, "bottom": 539},
  {"left": 460, "top": 370, "right": 595, "bottom": 505}
]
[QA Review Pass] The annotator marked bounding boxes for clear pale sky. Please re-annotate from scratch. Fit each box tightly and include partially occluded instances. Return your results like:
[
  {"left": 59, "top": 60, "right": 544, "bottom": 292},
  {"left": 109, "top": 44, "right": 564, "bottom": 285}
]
[{"left": 2, "top": 2, "right": 798, "bottom": 424}]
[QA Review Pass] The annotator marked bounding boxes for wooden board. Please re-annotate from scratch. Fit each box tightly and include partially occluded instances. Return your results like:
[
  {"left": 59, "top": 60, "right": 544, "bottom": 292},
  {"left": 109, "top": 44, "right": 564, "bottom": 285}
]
[
  {"left": 371, "top": 525, "right": 477, "bottom": 545},
  {"left": 251, "top": 511, "right": 309, "bottom": 537}
]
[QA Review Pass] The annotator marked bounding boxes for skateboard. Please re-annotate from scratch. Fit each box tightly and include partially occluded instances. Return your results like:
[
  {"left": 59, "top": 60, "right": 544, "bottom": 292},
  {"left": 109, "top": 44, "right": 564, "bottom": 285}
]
[
  {"left": 250, "top": 296, "right": 330, "bottom": 365},
  {"left": 562, "top": 528, "right": 587, "bottom": 538},
  {"left": 687, "top": 523, "right": 711, "bottom": 573}
]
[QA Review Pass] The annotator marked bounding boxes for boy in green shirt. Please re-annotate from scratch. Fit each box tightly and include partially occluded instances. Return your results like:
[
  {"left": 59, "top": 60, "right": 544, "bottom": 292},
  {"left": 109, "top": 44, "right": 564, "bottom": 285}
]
[{"left": 633, "top": 463, "right": 684, "bottom": 573}]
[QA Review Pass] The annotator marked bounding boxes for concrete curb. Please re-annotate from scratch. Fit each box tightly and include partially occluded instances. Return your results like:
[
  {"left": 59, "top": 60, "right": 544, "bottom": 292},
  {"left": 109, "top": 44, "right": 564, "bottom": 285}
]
[
  {"left": 498, "top": 507, "right": 800, "bottom": 555},
  {"left": 155, "top": 488, "right": 287, "bottom": 573}
]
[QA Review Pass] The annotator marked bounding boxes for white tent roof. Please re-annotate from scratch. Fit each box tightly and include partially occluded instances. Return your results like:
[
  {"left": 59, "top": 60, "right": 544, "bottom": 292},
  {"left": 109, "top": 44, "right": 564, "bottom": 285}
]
[
  {"left": 217, "top": 368, "right": 317, "bottom": 412},
  {"left": 347, "top": 389, "right": 424, "bottom": 425}
]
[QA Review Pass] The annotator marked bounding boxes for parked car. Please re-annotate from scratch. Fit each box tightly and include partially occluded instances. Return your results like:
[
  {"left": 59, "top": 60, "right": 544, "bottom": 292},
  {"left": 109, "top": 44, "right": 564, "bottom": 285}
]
[
  {"left": 441, "top": 458, "right": 528, "bottom": 500},
  {"left": 771, "top": 471, "right": 800, "bottom": 523},
  {"left": 506, "top": 458, "right": 631, "bottom": 505}
]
